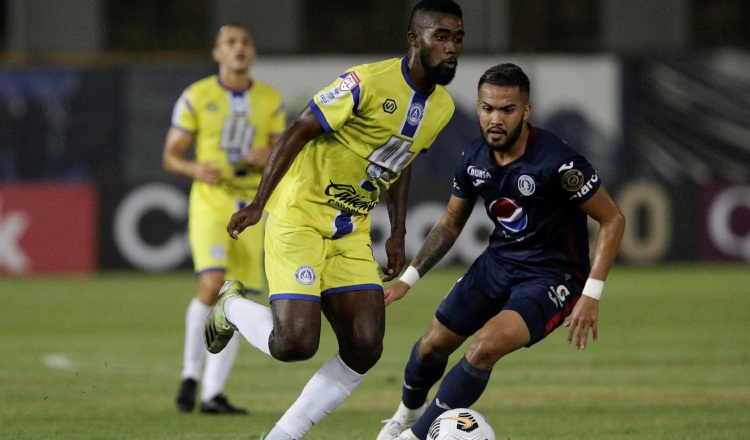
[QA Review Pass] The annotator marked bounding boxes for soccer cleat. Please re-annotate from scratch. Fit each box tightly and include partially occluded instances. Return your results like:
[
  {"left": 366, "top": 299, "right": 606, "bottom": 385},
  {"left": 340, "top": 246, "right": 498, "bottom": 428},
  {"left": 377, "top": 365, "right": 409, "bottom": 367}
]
[
  {"left": 199, "top": 394, "right": 248, "bottom": 415},
  {"left": 175, "top": 378, "right": 197, "bottom": 412},
  {"left": 204, "top": 280, "right": 246, "bottom": 354},
  {"left": 377, "top": 418, "right": 411, "bottom": 440},
  {"left": 396, "top": 429, "right": 419, "bottom": 440},
  {"left": 378, "top": 402, "right": 427, "bottom": 440}
]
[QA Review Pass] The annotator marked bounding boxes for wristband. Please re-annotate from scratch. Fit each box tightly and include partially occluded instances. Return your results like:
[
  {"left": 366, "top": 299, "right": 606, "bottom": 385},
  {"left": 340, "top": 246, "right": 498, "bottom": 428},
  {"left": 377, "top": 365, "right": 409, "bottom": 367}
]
[
  {"left": 399, "top": 266, "right": 420, "bottom": 288},
  {"left": 582, "top": 278, "right": 604, "bottom": 300}
]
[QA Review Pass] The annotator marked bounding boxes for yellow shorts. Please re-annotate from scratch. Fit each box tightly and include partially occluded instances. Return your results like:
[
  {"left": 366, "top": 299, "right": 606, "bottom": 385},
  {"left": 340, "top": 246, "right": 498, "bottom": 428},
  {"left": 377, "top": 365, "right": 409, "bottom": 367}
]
[
  {"left": 264, "top": 213, "right": 382, "bottom": 302},
  {"left": 189, "top": 184, "right": 265, "bottom": 293}
]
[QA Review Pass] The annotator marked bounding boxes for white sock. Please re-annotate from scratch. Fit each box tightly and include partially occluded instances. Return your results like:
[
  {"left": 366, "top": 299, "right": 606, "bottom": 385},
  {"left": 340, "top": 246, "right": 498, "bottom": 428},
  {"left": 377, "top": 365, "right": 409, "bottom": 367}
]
[
  {"left": 274, "top": 353, "right": 365, "bottom": 439},
  {"left": 395, "top": 401, "right": 425, "bottom": 424},
  {"left": 201, "top": 332, "right": 240, "bottom": 401},
  {"left": 263, "top": 426, "right": 295, "bottom": 440},
  {"left": 181, "top": 298, "right": 211, "bottom": 379},
  {"left": 225, "top": 297, "right": 273, "bottom": 356}
]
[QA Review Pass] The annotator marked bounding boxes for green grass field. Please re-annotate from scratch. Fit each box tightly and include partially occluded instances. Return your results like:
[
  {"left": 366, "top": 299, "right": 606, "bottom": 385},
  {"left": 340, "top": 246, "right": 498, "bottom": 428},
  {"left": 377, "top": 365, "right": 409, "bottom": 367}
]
[{"left": 1, "top": 265, "right": 749, "bottom": 439}]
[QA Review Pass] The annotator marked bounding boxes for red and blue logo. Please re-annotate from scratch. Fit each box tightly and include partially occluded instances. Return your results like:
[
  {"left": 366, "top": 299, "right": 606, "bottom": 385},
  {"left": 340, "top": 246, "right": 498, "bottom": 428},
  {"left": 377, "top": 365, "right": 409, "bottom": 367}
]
[{"left": 489, "top": 198, "right": 528, "bottom": 232}]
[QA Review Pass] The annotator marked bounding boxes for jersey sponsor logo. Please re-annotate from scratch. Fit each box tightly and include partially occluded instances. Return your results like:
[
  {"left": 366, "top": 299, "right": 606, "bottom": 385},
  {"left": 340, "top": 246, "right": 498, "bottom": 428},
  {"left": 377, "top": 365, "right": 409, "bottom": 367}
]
[
  {"left": 382, "top": 98, "right": 397, "bottom": 114},
  {"left": 489, "top": 197, "right": 528, "bottom": 233},
  {"left": 338, "top": 71, "right": 361, "bottom": 92},
  {"left": 518, "top": 175, "right": 536, "bottom": 195},
  {"left": 318, "top": 88, "right": 346, "bottom": 106},
  {"left": 325, "top": 181, "right": 378, "bottom": 215},
  {"left": 295, "top": 265, "right": 316, "bottom": 285},
  {"left": 467, "top": 165, "right": 491, "bottom": 179},
  {"left": 569, "top": 173, "right": 599, "bottom": 200},
  {"left": 406, "top": 102, "right": 424, "bottom": 126}
]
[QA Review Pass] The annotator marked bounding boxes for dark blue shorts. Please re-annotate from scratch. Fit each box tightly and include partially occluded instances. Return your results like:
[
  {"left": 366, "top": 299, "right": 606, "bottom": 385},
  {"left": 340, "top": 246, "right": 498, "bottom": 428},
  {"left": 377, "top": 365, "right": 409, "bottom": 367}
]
[{"left": 435, "top": 251, "right": 582, "bottom": 346}]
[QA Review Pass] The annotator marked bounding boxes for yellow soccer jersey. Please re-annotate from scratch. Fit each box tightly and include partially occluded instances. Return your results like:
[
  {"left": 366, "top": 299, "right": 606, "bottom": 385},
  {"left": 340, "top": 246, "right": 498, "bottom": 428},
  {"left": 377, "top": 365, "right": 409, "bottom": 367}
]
[
  {"left": 266, "top": 57, "right": 455, "bottom": 238},
  {"left": 171, "top": 75, "right": 286, "bottom": 198}
]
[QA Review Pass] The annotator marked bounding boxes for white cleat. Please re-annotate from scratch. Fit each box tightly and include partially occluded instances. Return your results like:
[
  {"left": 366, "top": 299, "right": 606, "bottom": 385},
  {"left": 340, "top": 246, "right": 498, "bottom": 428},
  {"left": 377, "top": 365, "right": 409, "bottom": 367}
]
[{"left": 377, "top": 402, "right": 427, "bottom": 440}]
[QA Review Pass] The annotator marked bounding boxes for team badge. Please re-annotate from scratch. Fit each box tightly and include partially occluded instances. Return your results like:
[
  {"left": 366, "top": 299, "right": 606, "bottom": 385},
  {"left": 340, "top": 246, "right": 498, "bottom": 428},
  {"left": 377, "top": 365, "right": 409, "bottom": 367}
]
[
  {"left": 406, "top": 102, "right": 424, "bottom": 126},
  {"left": 295, "top": 265, "right": 316, "bottom": 286},
  {"left": 517, "top": 175, "right": 535, "bottom": 195},
  {"left": 561, "top": 169, "right": 585, "bottom": 191},
  {"left": 210, "top": 244, "right": 226, "bottom": 261}
]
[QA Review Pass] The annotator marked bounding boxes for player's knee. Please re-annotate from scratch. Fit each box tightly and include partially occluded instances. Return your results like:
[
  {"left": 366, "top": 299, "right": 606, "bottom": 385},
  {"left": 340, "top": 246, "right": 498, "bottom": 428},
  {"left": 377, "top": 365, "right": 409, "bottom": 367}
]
[
  {"left": 340, "top": 336, "right": 383, "bottom": 373},
  {"left": 418, "top": 338, "right": 454, "bottom": 364},
  {"left": 464, "top": 334, "right": 516, "bottom": 370},
  {"left": 270, "top": 331, "right": 320, "bottom": 362}
]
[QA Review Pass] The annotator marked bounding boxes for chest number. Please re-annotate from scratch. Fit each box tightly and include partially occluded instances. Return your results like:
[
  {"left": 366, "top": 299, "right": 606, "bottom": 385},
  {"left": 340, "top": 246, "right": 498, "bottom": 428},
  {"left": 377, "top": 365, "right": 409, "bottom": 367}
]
[
  {"left": 220, "top": 117, "right": 255, "bottom": 165},
  {"left": 367, "top": 135, "right": 414, "bottom": 173}
]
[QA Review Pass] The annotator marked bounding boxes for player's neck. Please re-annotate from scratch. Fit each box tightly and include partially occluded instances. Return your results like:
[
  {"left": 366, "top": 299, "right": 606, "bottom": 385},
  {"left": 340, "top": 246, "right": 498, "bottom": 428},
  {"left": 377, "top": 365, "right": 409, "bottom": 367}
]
[
  {"left": 218, "top": 70, "right": 252, "bottom": 91},
  {"left": 492, "top": 127, "right": 529, "bottom": 166},
  {"left": 405, "top": 53, "right": 435, "bottom": 94}
]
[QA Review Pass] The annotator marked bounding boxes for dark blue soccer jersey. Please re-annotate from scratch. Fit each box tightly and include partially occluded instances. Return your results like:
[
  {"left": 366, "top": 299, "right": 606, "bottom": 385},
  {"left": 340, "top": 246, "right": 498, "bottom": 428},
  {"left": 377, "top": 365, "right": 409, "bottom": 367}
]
[{"left": 452, "top": 125, "right": 601, "bottom": 282}]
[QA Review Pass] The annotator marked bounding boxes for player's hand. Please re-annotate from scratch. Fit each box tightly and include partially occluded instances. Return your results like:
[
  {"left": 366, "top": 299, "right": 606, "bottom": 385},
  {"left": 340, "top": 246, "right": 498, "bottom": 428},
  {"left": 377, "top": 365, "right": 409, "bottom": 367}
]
[
  {"left": 380, "top": 233, "right": 406, "bottom": 282},
  {"left": 227, "top": 202, "right": 263, "bottom": 240},
  {"left": 383, "top": 281, "right": 410, "bottom": 306},
  {"left": 565, "top": 295, "right": 599, "bottom": 350},
  {"left": 194, "top": 161, "right": 222, "bottom": 184}
]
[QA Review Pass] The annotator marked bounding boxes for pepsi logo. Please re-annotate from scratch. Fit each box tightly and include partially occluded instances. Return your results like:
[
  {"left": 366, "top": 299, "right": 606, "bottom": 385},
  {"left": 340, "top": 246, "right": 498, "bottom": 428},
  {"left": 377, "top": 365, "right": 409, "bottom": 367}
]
[{"left": 489, "top": 198, "right": 528, "bottom": 232}]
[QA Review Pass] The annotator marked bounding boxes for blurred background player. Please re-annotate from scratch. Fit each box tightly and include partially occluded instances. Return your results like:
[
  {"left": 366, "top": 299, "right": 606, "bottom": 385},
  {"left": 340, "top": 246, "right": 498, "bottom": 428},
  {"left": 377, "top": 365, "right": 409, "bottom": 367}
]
[
  {"left": 377, "top": 63, "right": 625, "bottom": 440},
  {"left": 163, "top": 23, "right": 286, "bottom": 414},
  {"left": 204, "top": 0, "right": 464, "bottom": 438}
]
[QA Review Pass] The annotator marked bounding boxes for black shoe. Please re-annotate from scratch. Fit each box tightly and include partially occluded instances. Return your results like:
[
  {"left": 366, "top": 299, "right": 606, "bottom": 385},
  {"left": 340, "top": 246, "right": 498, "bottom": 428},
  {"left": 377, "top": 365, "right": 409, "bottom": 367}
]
[
  {"left": 200, "top": 394, "right": 248, "bottom": 415},
  {"left": 175, "top": 378, "right": 197, "bottom": 412}
]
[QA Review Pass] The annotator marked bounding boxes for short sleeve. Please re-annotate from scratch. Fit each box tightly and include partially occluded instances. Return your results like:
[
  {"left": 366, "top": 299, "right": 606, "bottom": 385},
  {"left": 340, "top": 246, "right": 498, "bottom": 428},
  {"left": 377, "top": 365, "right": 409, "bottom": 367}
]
[
  {"left": 308, "top": 70, "right": 362, "bottom": 133},
  {"left": 170, "top": 88, "right": 197, "bottom": 134},
  {"left": 556, "top": 155, "right": 601, "bottom": 205}
]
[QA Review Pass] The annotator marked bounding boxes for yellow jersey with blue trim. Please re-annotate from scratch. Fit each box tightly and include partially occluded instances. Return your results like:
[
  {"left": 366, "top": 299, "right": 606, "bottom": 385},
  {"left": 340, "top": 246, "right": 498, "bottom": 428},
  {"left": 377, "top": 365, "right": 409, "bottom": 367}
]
[
  {"left": 266, "top": 57, "right": 455, "bottom": 238},
  {"left": 171, "top": 75, "right": 286, "bottom": 198}
]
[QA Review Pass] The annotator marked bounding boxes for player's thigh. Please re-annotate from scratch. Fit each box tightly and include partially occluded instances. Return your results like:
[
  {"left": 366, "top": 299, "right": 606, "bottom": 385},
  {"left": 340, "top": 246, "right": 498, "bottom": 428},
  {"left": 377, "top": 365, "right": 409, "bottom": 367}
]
[
  {"left": 505, "top": 275, "right": 579, "bottom": 346},
  {"left": 226, "top": 216, "right": 265, "bottom": 294},
  {"left": 320, "top": 230, "right": 382, "bottom": 295},
  {"left": 264, "top": 214, "right": 326, "bottom": 301},
  {"left": 435, "top": 252, "right": 511, "bottom": 337},
  {"left": 189, "top": 206, "right": 233, "bottom": 274}
]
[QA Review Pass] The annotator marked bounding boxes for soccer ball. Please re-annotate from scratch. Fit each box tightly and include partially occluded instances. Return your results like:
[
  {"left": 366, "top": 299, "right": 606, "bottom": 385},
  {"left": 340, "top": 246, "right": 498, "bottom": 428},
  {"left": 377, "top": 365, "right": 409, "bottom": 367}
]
[{"left": 427, "top": 408, "right": 495, "bottom": 440}]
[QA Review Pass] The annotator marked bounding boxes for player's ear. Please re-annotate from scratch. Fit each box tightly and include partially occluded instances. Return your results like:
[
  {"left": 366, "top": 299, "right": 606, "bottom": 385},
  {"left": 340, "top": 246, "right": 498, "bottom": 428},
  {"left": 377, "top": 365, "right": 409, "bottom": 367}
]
[
  {"left": 407, "top": 30, "right": 419, "bottom": 48},
  {"left": 211, "top": 47, "right": 220, "bottom": 63},
  {"left": 523, "top": 104, "right": 531, "bottom": 122}
]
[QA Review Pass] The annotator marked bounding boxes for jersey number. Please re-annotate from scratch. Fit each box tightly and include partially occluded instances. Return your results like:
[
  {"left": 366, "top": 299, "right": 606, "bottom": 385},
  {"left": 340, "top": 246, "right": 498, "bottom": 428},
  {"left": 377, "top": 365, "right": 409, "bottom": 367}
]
[
  {"left": 221, "top": 117, "right": 255, "bottom": 165},
  {"left": 367, "top": 135, "right": 414, "bottom": 173}
]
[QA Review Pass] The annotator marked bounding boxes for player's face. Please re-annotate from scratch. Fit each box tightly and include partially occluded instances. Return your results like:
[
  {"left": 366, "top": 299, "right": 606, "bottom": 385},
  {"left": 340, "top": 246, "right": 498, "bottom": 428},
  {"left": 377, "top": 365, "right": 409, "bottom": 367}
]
[
  {"left": 477, "top": 83, "right": 530, "bottom": 151},
  {"left": 414, "top": 13, "right": 464, "bottom": 85},
  {"left": 213, "top": 26, "right": 256, "bottom": 74}
]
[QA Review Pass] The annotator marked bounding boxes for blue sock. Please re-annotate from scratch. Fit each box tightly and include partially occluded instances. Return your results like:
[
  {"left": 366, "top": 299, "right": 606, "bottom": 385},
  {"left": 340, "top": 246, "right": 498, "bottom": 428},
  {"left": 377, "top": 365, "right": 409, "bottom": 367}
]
[
  {"left": 402, "top": 339, "right": 448, "bottom": 409},
  {"left": 411, "top": 357, "right": 491, "bottom": 439}
]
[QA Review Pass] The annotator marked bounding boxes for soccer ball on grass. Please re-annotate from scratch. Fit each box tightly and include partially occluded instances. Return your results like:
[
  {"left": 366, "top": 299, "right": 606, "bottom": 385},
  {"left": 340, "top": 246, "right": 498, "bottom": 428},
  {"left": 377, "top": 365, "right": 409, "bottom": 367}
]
[{"left": 426, "top": 408, "right": 495, "bottom": 440}]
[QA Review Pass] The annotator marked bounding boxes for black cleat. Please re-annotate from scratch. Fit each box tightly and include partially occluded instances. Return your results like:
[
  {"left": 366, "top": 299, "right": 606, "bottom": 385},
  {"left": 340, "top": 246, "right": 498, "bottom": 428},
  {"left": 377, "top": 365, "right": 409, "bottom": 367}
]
[
  {"left": 175, "top": 378, "right": 197, "bottom": 412},
  {"left": 200, "top": 394, "right": 248, "bottom": 415}
]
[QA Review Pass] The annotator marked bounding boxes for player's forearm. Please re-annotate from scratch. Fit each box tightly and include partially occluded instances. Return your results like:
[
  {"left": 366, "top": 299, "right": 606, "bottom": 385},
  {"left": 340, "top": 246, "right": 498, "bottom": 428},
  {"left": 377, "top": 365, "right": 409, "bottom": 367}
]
[
  {"left": 386, "top": 166, "right": 411, "bottom": 236},
  {"left": 411, "top": 220, "right": 460, "bottom": 276},
  {"left": 588, "top": 211, "right": 625, "bottom": 281},
  {"left": 162, "top": 153, "right": 196, "bottom": 178}
]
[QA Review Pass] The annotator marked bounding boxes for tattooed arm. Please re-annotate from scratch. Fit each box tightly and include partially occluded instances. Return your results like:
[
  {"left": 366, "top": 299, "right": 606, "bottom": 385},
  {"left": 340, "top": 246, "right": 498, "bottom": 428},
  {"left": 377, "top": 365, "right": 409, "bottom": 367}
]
[{"left": 383, "top": 195, "right": 476, "bottom": 305}]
